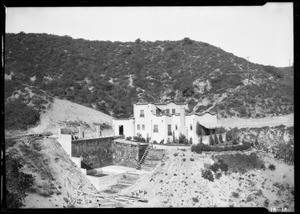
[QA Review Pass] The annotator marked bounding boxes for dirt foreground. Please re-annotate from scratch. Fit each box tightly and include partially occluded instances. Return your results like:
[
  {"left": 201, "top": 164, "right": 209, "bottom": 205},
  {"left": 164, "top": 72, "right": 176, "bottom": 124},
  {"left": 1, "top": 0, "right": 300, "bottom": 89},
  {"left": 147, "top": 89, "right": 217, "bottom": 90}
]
[{"left": 122, "top": 149, "right": 294, "bottom": 211}]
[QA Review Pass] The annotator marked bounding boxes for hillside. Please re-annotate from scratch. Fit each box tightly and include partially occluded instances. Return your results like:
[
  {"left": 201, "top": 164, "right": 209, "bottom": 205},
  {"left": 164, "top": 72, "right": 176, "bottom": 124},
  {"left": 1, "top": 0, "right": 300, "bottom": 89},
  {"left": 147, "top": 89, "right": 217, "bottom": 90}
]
[
  {"left": 28, "top": 98, "right": 113, "bottom": 136},
  {"left": 5, "top": 136, "right": 97, "bottom": 208},
  {"left": 4, "top": 32, "right": 294, "bottom": 126}
]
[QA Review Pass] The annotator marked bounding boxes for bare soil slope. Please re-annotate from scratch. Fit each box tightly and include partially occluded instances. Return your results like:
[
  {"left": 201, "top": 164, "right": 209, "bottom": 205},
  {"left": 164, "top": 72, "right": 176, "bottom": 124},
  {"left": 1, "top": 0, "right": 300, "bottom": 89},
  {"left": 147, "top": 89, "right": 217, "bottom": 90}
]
[
  {"left": 28, "top": 98, "right": 113, "bottom": 136},
  {"left": 123, "top": 149, "right": 294, "bottom": 211},
  {"left": 6, "top": 136, "right": 100, "bottom": 208}
]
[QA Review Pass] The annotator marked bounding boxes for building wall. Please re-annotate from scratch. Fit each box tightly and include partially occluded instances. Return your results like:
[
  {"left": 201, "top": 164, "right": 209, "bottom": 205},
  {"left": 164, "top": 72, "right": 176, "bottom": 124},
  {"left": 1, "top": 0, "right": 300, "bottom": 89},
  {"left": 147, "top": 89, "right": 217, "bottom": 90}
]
[{"left": 112, "top": 119, "right": 135, "bottom": 137}]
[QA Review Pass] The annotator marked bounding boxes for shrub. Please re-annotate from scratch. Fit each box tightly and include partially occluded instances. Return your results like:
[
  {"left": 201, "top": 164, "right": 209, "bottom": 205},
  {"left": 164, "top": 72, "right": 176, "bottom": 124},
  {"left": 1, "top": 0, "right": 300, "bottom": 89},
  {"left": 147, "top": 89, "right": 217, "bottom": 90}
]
[
  {"left": 5, "top": 99, "right": 40, "bottom": 130},
  {"left": 201, "top": 168, "right": 214, "bottom": 182},
  {"left": 126, "top": 136, "right": 132, "bottom": 141},
  {"left": 192, "top": 197, "right": 199, "bottom": 203},
  {"left": 260, "top": 164, "right": 266, "bottom": 170},
  {"left": 6, "top": 151, "right": 35, "bottom": 208},
  {"left": 190, "top": 158, "right": 194, "bottom": 161},
  {"left": 132, "top": 133, "right": 146, "bottom": 142},
  {"left": 209, "top": 160, "right": 228, "bottom": 172},
  {"left": 178, "top": 134, "right": 189, "bottom": 144},
  {"left": 153, "top": 140, "right": 157, "bottom": 144},
  {"left": 268, "top": 164, "right": 276, "bottom": 171},
  {"left": 160, "top": 139, "right": 164, "bottom": 144},
  {"left": 215, "top": 172, "right": 222, "bottom": 179},
  {"left": 191, "top": 141, "right": 252, "bottom": 154},
  {"left": 226, "top": 132, "right": 233, "bottom": 141},
  {"left": 231, "top": 192, "right": 239, "bottom": 198}
]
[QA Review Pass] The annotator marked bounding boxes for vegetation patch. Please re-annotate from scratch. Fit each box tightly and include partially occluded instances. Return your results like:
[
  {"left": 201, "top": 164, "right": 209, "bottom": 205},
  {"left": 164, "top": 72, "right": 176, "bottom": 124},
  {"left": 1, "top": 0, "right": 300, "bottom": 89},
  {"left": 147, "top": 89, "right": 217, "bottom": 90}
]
[
  {"left": 213, "top": 153, "right": 265, "bottom": 174},
  {"left": 201, "top": 168, "right": 214, "bottom": 182},
  {"left": 191, "top": 141, "right": 252, "bottom": 153}
]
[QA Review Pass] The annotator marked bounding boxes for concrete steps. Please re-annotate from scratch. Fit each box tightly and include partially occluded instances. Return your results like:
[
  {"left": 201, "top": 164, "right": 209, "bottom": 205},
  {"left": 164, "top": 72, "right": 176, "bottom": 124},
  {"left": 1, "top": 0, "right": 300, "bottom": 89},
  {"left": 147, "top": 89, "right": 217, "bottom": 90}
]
[{"left": 116, "top": 172, "right": 140, "bottom": 186}]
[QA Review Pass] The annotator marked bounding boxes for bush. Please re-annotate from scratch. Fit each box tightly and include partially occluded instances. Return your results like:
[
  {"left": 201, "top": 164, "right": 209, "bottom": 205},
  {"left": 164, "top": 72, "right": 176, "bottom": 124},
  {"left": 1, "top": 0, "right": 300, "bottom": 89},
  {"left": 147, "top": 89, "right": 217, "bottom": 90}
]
[
  {"left": 126, "top": 136, "right": 132, "bottom": 141},
  {"left": 153, "top": 140, "right": 157, "bottom": 144},
  {"left": 201, "top": 168, "right": 214, "bottom": 182},
  {"left": 178, "top": 134, "right": 189, "bottom": 144},
  {"left": 132, "top": 133, "right": 146, "bottom": 142},
  {"left": 5, "top": 99, "right": 40, "bottom": 130},
  {"left": 215, "top": 172, "right": 222, "bottom": 179},
  {"left": 191, "top": 141, "right": 252, "bottom": 154},
  {"left": 231, "top": 192, "right": 239, "bottom": 198},
  {"left": 268, "top": 164, "right": 276, "bottom": 171},
  {"left": 6, "top": 150, "right": 35, "bottom": 208},
  {"left": 226, "top": 132, "right": 233, "bottom": 141},
  {"left": 160, "top": 139, "right": 164, "bottom": 144},
  {"left": 209, "top": 160, "right": 228, "bottom": 172}
]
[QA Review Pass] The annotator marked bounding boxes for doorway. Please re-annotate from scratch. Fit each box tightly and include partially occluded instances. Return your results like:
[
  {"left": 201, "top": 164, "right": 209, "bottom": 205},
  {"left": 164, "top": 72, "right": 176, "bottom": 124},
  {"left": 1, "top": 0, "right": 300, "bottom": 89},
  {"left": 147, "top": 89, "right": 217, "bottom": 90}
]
[{"left": 119, "top": 125, "right": 124, "bottom": 136}]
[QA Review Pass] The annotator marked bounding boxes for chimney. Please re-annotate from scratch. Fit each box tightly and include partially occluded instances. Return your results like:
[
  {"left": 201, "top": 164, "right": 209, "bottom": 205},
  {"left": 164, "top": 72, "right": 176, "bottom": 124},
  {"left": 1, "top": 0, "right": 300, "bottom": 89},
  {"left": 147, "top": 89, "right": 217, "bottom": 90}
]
[
  {"left": 96, "top": 125, "right": 101, "bottom": 138},
  {"left": 179, "top": 107, "right": 188, "bottom": 137}
]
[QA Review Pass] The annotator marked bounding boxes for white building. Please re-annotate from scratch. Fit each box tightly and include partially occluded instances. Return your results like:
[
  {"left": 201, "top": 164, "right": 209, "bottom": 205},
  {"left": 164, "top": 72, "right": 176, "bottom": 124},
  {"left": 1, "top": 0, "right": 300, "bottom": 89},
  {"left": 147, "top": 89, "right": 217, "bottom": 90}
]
[{"left": 112, "top": 102, "right": 221, "bottom": 145}]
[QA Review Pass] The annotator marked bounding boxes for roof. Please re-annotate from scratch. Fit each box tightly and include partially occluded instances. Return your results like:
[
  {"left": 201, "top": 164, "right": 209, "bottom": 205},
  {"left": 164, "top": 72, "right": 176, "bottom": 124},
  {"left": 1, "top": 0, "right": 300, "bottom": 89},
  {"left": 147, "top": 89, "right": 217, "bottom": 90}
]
[{"left": 134, "top": 101, "right": 187, "bottom": 106}]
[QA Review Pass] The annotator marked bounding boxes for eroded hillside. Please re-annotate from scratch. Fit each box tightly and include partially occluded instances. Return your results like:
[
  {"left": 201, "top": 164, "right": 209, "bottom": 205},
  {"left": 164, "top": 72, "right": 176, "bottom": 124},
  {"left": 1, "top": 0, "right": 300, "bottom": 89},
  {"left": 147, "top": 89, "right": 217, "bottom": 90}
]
[{"left": 5, "top": 136, "right": 120, "bottom": 208}]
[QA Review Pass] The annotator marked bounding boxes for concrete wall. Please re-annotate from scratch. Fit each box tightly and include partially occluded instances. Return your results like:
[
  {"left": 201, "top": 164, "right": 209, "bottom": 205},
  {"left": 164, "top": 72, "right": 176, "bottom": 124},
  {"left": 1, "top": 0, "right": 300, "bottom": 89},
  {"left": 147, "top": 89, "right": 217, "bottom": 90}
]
[
  {"left": 71, "top": 157, "right": 82, "bottom": 168},
  {"left": 71, "top": 137, "right": 116, "bottom": 169},
  {"left": 112, "top": 139, "right": 148, "bottom": 168},
  {"left": 218, "top": 113, "right": 294, "bottom": 129},
  {"left": 86, "top": 174, "right": 123, "bottom": 191},
  {"left": 57, "top": 134, "right": 72, "bottom": 156}
]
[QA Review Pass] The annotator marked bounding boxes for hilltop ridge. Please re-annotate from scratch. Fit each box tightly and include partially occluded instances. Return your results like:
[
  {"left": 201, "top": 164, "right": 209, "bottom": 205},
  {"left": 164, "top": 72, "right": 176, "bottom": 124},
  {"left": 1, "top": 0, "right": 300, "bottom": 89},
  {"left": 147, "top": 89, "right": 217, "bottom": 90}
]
[{"left": 4, "top": 32, "right": 294, "bottom": 131}]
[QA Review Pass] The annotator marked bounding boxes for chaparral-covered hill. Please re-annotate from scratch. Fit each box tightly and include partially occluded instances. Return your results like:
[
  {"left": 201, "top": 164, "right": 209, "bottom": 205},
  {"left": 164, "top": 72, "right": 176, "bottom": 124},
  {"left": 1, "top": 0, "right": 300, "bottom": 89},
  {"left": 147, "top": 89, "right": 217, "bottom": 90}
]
[{"left": 4, "top": 32, "right": 293, "bottom": 131}]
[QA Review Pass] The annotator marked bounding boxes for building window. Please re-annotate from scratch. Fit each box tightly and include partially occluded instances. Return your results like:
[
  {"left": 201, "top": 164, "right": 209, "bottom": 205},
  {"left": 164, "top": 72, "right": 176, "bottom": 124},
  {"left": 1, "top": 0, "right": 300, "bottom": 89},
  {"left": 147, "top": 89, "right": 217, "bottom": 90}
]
[
  {"left": 153, "top": 125, "right": 158, "bottom": 133},
  {"left": 140, "top": 110, "right": 145, "bottom": 117},
  {"left": 190, "top": 125, "right": 193, "bottom": 130},
  {"left": 166, "top": 109, "right": 170, "bottom": 114},
  {"left": 142, "top": 124, "right": 145, "bottom": 130},
  {"left": 137, "top": 124, "right": 140, "bottom": 130},
  {"left": 175, "top": 125, "right": 178, "bottom": 130},
  {"left": 168, "top": 124, "right": 172, "bottom": 136},
  {"left": 172, "top": 109, "right": 175, "bottom": 114}
]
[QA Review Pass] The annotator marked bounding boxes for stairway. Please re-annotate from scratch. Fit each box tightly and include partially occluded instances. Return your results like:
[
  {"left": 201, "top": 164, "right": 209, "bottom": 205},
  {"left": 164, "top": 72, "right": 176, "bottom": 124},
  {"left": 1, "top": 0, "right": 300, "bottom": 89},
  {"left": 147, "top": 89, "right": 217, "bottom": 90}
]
[
  {"left": 139, "top": 149, "right": 164, "bottom": 171},
  {"left": 136, "top": 144, "right": 152, "bottom": 170}
]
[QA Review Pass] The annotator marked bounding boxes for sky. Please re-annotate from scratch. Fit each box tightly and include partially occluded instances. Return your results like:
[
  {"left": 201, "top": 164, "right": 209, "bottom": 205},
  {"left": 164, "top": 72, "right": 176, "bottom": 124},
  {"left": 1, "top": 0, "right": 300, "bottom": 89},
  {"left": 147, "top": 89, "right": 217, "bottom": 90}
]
[{"left": 6, "top": 3, "right": 293, "bottom": 67}]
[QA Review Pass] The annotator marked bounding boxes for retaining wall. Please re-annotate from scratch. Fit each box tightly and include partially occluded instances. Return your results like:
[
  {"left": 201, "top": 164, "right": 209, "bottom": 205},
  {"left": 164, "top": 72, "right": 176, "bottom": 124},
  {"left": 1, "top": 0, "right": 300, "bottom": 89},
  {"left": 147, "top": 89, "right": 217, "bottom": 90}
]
[
  {"left": 112, "top": 139, "right": 148, "bottom": 168},
  {"left": 218, "top": 113, "right": 294, "bottom": 129},
  {"left": 72, "top": 136, "right": 117, "bottom": 169}
]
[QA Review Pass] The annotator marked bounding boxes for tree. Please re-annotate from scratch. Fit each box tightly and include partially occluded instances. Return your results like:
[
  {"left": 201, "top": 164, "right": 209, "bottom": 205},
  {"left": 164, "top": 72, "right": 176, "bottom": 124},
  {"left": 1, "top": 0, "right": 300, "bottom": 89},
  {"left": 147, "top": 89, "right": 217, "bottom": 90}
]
[
  {"left": 214, "top": 134, "right": 219, "bottom": 144},
  {"left": 209, "top": 135, "right": 214, "bottom": 146},
  {"left": 218, "top": 133, "right": 224, "bottom": 143}
]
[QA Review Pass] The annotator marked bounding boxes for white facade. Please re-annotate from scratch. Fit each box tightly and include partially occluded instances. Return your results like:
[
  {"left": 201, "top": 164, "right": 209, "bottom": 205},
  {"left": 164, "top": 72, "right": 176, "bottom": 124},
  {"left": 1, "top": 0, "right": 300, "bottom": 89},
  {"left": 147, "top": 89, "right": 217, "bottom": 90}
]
[{"left": 112, "top": 102, "right": 220, "bottom": 144}]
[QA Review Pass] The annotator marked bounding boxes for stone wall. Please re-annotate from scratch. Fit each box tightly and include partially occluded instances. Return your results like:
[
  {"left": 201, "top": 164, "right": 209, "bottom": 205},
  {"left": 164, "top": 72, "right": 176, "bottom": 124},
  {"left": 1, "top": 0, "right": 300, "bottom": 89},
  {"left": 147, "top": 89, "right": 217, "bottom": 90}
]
[
  {"left": 71, "top": 137, "right": 117, "bottom": 169},
  {"left": 71, "top": 137, "right": 148, "bottom": 170},
  {"left": 112, "top": 139, "right": 148, "bottom": 168}
]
